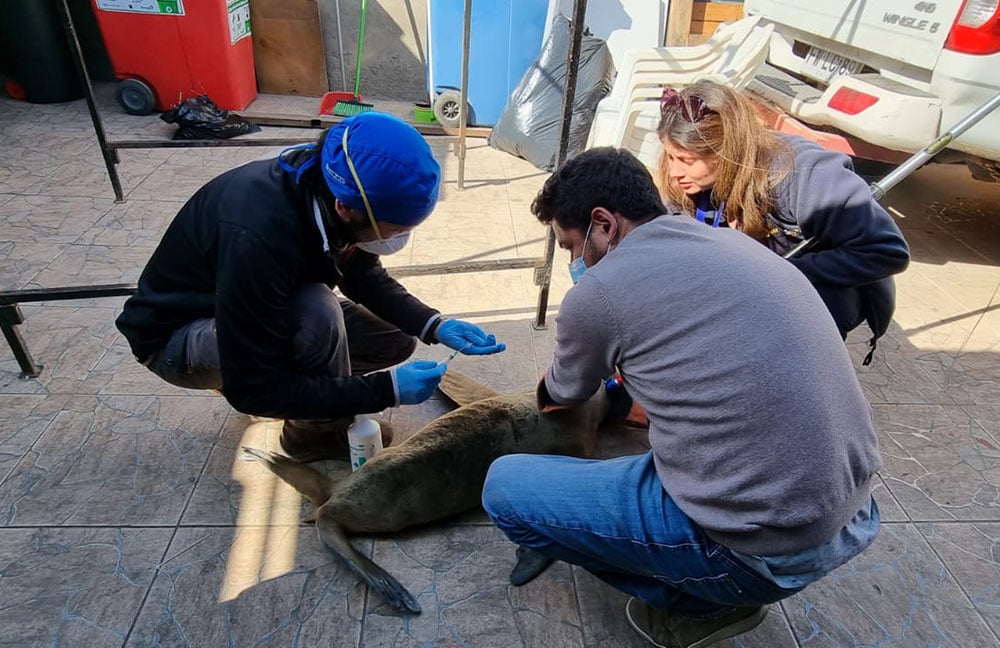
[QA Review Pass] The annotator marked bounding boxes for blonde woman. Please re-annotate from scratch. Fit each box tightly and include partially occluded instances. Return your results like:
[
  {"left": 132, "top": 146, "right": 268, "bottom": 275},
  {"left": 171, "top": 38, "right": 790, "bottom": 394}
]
[{"left": 657, "top": 80, "right": 909, "bottom": 361}]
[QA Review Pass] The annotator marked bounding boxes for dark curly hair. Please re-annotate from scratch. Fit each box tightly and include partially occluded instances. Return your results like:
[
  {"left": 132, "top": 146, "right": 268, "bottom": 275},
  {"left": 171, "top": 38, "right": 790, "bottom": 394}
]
[{"left": 531, "top": 147, "right": 666, "bottom": 231}]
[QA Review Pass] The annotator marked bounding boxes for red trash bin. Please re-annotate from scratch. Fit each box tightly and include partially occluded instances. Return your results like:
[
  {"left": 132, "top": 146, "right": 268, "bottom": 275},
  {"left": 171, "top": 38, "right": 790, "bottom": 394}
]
[{"left": 90, "top": 0, "right": 257, "bottom": 115}]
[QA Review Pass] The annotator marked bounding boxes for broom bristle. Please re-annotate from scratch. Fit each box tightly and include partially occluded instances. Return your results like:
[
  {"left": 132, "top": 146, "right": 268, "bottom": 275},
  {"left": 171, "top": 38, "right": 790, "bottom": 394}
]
[{"left": 333, "top": 99, "right": 374, "bottom": 117}]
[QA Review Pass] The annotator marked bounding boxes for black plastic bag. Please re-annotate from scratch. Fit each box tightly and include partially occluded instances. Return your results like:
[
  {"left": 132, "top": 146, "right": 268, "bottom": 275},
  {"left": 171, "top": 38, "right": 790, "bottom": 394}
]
[
  {"left": 160, "top": 95, "right": 261, "bottom": 140},
  {"left": 488, "top": 14, "right": 615, "bottom": 171}
]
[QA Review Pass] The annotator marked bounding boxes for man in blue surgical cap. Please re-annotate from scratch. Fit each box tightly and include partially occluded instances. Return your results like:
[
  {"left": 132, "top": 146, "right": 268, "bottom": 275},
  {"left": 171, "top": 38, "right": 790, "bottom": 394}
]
[{"left": 117, "top": 112, "right": 505, "bottom": 461}]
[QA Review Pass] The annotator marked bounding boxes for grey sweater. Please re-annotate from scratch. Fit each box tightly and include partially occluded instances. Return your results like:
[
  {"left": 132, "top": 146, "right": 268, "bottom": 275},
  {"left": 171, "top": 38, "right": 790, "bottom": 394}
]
[{"left": 544, "top": 215, "right": 881, "bottom": 555}]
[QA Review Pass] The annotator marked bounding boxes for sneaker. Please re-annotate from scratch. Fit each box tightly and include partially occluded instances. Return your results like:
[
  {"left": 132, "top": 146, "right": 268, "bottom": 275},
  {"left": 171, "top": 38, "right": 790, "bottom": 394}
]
[
  {"left": 625, "top": 597, "right": 767, "bottom": 648},
  {"left": 279, "top": 418, "right": 394, "bottom": 462}
]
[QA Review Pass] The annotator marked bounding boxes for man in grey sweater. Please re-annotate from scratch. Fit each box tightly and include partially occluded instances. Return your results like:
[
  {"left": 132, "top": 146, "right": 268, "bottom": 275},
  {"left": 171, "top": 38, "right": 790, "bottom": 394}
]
[{"left": 482, "top": 148, "right": 882, "bottom": 648}]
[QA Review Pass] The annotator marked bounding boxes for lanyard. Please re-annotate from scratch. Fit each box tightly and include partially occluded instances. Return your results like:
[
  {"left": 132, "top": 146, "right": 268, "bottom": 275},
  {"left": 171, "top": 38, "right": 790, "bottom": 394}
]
[{"left": 695, "top": 200, "right": 726, "bottom": 227}]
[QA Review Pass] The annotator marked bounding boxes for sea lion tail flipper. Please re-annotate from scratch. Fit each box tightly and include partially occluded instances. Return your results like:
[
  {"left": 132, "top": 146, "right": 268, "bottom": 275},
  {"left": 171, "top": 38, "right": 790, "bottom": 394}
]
[
  {"left": 315, "top": 513, "right": 421, "bottom": 614},
  {"left": 438, "top": 370, "right": 501, "bottom": 406},
  {"left": 241, "top": 447, "right": 335, "bottom": 507},
  {"left": 509, "top": 546, "right": 556, "bottom": 586}
]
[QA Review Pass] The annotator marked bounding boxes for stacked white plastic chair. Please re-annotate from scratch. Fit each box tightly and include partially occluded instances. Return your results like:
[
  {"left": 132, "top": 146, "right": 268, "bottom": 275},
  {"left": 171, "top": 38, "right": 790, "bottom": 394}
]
[{"left": 587, "top": 15, "right": 774, "bottom": 170}]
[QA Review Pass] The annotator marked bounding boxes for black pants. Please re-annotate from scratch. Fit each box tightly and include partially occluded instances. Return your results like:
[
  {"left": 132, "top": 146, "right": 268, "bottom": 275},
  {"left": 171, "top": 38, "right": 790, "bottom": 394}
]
[{"left": 145, "top": 283, "right": 416, "bottom": 391}]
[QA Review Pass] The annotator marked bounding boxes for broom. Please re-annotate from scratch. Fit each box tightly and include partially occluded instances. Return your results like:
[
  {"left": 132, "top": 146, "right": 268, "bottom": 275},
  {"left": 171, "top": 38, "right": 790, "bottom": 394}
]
[{"left": 334, "top": 0, "right": 374, "bottom": 117}]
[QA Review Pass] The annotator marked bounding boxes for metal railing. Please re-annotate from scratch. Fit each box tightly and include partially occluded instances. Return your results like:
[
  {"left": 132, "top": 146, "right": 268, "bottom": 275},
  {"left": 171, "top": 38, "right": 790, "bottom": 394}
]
[{"left": 1, "top": 0, "right": 590, "bottom": 378}]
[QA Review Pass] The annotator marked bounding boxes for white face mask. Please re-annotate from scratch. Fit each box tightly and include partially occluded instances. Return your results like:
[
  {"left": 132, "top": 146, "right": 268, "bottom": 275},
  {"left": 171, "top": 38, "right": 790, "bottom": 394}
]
[{"left": 356, "top": 232, "right": 410, "bottom": 256}]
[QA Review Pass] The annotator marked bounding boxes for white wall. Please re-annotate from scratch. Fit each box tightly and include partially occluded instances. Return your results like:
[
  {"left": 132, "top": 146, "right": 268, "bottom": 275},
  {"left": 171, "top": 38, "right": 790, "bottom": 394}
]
[{"left": 543, "top": 0, "right": 668, "bottom": 69}]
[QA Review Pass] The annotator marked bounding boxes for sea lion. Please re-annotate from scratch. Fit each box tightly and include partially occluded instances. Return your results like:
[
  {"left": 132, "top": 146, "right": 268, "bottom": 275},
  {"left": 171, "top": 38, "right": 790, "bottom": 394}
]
[{"left": 242, "top": 370, "right": 609, "bottom": 614}]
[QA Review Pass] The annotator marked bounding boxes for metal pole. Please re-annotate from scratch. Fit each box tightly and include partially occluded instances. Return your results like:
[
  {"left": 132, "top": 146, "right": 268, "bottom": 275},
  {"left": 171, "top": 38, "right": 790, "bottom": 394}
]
[
  {"left": 57, "top": 0, "right": 125, "bottom": 202},
  {"left": 0, "top": 305, "right": 42, "bottom": 378},
  {"left": 871, "top": 91, "right": 1000, "bottom": 200},
  {"left": 457, "top": 0, "right": 472, "bottom": 189},
  {"left": 533, "top": 0, "right": 588, "bottom": 330},
  {"left": 788, "top": 91, "right": 1000, "bottom": 259},
  {"left": 334, "top": 0, "right": 348, "bottom": 90}
]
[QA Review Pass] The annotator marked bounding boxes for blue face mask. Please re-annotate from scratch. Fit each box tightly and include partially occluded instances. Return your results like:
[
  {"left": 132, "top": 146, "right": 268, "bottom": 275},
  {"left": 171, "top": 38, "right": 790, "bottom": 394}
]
[{"left": 568, "top": 221, "right": 595, "bottom": 284}]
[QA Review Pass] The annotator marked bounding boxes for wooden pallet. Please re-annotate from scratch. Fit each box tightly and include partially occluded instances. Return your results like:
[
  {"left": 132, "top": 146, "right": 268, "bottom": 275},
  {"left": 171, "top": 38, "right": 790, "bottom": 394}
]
[{"left": 666, "top": 0, "right": 745, "bottom": 47}]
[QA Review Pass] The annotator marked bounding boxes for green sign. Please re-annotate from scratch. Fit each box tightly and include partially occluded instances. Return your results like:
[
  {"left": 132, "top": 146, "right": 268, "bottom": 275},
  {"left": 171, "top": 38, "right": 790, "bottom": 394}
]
[{"left": 228, "top": 0, "right": 252, "bottom": 44}]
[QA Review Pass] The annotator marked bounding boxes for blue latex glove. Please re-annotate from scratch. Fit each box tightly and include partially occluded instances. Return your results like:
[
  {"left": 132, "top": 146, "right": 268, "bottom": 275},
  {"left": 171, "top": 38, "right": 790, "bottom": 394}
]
[
  {"left": 391, "top": 360, "right": 448, "bottom": 405},
  {"left": 436, "top": 319, "right": 507, "bottom": 355}
]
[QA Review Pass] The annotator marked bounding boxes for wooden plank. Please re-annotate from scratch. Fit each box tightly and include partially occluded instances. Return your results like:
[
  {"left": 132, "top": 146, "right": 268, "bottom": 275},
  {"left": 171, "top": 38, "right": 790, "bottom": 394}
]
[
  {"left": 248, "top": 0, "right": 329, "bottom": 97},
  {"left": 235, "top": 110, "right": 494, "bottom": 139},
  {"left": 690, "top": 20, "right": 722, "bottom": 36},
  {"left": 665, "top": 0, "right": 695, "bottom": 46},
  {"left": 692, "top": 2, "right": 745, "bottom": 23}
]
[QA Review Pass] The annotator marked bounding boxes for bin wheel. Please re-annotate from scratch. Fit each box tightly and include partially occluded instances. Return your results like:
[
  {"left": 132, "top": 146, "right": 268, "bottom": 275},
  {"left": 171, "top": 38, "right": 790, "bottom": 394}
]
[
  {"left": 116, "top": 79, "right": 156, "bottom": 116},
  {"left": 433, "top": 90, "right": 469, "bottom": 128}
]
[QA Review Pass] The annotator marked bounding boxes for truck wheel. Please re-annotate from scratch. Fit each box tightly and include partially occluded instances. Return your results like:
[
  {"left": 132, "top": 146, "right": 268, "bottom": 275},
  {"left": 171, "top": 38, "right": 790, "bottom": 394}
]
[
  {"left": 115, "top": 79, "right": 156, "bottom": 116},
  {"left": 433, "top": 91, "right": 469, "bottom": 128}
]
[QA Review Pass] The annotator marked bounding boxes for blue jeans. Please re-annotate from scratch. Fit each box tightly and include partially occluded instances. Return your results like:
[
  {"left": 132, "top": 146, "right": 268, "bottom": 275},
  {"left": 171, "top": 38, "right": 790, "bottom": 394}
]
[{"left": 482, "top": 452, "right": 802, "bottom": 618}]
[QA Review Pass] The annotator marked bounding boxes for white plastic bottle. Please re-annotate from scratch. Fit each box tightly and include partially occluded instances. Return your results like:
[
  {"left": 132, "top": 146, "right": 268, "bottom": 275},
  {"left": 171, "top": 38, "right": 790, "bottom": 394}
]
[{"left": 347, "top": 415, "right": 383, "bottom": 471}]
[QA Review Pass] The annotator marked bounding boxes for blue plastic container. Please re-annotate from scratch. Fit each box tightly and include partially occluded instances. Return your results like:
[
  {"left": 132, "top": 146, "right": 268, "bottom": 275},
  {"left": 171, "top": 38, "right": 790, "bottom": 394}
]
[{"left": 427, "top": 0, "right": 549, "bottom": 126}]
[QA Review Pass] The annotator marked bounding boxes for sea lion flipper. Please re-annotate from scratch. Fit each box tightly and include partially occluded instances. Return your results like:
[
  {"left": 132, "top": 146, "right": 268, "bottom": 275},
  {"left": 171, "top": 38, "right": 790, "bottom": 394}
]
[
  {"left": 438, "top": 370, "right": 502, "bottom": 407},
  {"left": 241, "top": 447, "right": 335, "bottom": 507},
  {"left": 316, "top": 513, "right": 421, "bottom": 614},
  {"left": 509, "top": 546, "right": 555, "bottom": 586}
]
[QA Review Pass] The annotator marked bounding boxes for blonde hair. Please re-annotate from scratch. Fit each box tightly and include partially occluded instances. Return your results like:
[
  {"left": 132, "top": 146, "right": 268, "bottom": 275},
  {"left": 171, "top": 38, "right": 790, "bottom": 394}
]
[{"left": 656, "top": 79, "right": 789, "bottom": 241}]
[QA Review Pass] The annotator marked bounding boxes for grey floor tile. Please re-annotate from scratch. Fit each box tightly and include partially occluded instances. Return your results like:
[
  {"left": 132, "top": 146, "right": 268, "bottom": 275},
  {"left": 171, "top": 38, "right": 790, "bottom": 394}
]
[
  {"left": 0, "top": 194, "right": 116, "bottom": 244},
  {"left": 964, "top": 405, "right": 1000, "bottom": 445},
  {"left": 22, "top": 153, "right": 160, "bottom": 201},
  {"left": 921, "top": 350, "right": 1000, "bottom": 407},
  {"left": 0, "top": 304, "right": 124, "bottom": 395},
  {"left": 27, "top": 244, "right": 151, "bottom": 289},
  {"left": 74, "top": 198, "right": 185, "bottom": 249},
  {"left": 872, "top": 475, "right": 909, "bottom": 523},
  {"left": 0, "top": 239, "right": 67, "bottom": 292},
  {"left": 0, "top": 144, "right": 73, "bottom": 194},
  {"left": 918, "top": 522, "right": 1000, "bottom": 638},
  {"left": 0, "top": 527, "right": 172, "bottom": 648},
  {"left": 848, "top": 330, "right": 959, "bottom": 407},
  {"left": 885, "top": 167, "right": 1000, "bottom": 266},
  {"left": 574, "top": 568, "right": 650, "bottom": 648},
  {"left": 875, "top": 404, "right": 1000, "bottom": 522},
  {"left": 124, "top": 147, "right": 283, "bottom": 203},
  {"left": 0, "top": 394, "right": 60, "bottom": 483},
  {"left": 0, "top": 394, "right": 227, "bottom": 526},
  {"left": 362, "top": 525, "right": 585, "bottom": 647},
  {"left": 782, "top": 523, "right": 998, "bottom": 647},
  {"left": 127, "top": 526, "right": 366, "bottom": 648},
  {"left": 183, "top": 411, "right": 341, "bottom": 526}
]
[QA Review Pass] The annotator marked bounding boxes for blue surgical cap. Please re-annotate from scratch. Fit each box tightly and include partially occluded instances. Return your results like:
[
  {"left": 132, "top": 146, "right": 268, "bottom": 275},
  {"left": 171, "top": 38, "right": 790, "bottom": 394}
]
[{"left": 320, "top": 112, "right": 441, "bottom": 227}]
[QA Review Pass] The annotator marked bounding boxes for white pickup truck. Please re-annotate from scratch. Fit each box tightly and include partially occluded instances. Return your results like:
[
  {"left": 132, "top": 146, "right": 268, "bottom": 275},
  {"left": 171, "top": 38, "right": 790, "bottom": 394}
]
[
  {"left": 742, "top": 0, "right": 1000, "bottom": 181},
  {"left": 588, "top": 1, "right": 1000, "bottom": 182}
]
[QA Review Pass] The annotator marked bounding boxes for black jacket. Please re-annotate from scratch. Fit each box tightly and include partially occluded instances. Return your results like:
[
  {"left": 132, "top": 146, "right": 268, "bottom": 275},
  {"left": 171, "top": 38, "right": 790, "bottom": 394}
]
[
  {"left": 765, "top": 136, "right": 910, "bottom": 351},
  {"left": 116, "top": 156, "right": 440, "bottom": 418},
  {"left": 688, "top": 135, "right": 909, "bottom": 358}
]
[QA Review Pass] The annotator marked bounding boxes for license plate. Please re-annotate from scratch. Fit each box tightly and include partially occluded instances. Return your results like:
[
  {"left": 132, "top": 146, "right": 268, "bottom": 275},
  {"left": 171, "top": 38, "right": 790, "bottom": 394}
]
[{"left": 801, "top": 46, "right": 863, "bottom": 84}]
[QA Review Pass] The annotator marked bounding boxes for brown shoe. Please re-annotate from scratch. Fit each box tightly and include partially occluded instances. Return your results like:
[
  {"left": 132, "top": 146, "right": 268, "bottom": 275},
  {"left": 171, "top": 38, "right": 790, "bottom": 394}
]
[
  {"left": 279, "top": 418, "right": 394, "bottom": 463},
  {"left": 625, "top": 597, "right": 767, "bottom": 648}
]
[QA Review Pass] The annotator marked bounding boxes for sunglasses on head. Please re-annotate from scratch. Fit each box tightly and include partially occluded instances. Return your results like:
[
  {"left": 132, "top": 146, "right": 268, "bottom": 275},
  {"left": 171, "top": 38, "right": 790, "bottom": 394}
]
[{"left": 660, "top": 87, "right": 709, "bottom": 122}]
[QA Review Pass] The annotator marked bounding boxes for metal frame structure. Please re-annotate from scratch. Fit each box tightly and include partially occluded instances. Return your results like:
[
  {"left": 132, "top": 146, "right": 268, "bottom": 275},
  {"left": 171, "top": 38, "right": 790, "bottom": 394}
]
[{"left": 2, "top": 0, "right": 588, "bottom": 378}]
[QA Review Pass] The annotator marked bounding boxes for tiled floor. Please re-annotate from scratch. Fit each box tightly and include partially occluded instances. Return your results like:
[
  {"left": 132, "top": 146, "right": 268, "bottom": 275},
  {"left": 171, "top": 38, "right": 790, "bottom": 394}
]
[{"left": 1, "top": 85, "right": 999, "bottom": 647}]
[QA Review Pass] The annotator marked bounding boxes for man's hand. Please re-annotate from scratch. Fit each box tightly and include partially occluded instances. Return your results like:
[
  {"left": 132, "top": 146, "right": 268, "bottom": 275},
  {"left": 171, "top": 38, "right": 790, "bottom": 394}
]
[
  {"left": 436, "top": 319, "right": 507, "bottom": 355},
  {"left": 391, "top": 360, "right": 448, "bottom": 405}
]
